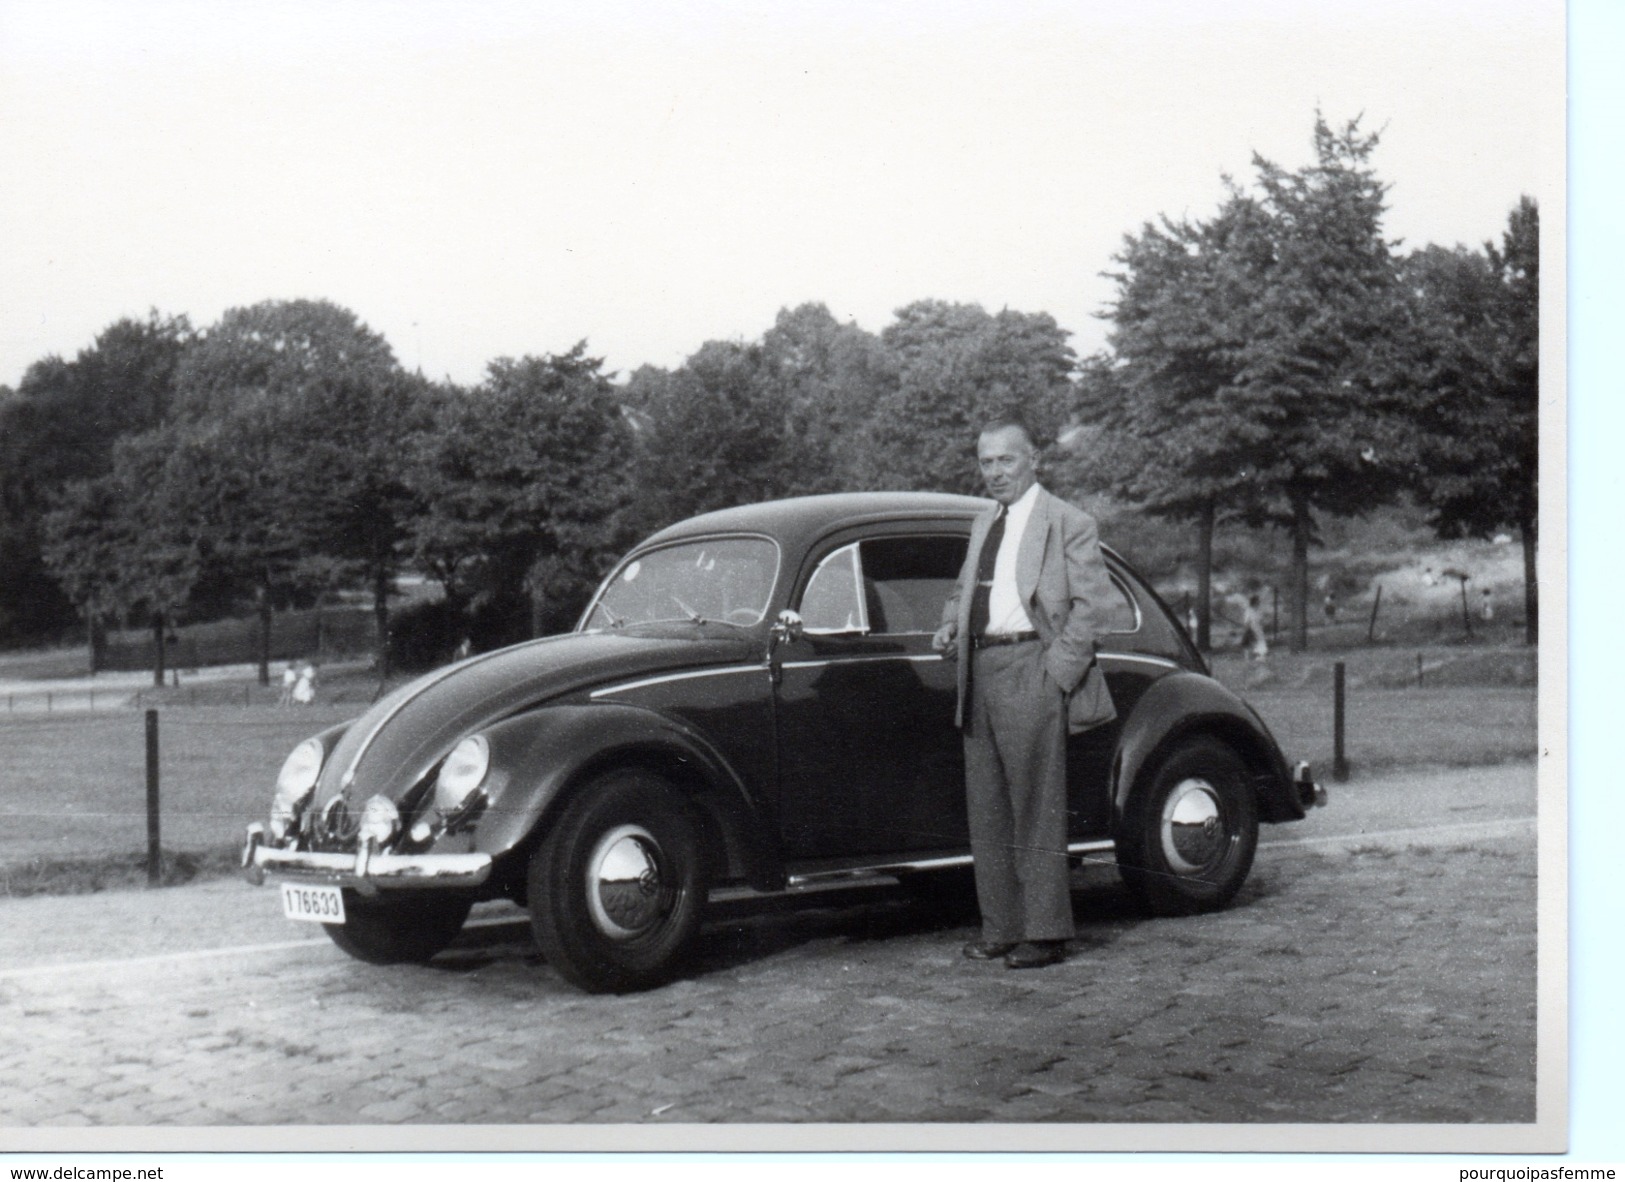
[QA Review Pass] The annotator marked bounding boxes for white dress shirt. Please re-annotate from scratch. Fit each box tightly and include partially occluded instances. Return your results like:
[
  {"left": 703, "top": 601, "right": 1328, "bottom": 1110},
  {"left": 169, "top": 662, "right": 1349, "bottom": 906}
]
[{"left": 985, "top": 482, "right": 1041, "bottom": 636}]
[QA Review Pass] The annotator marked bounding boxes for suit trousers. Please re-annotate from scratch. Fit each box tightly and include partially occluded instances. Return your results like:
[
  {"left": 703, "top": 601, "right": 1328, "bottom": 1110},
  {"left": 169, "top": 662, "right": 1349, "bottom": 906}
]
[{"left": 963, "top": 640, "right": 1076, "bottom": 944}]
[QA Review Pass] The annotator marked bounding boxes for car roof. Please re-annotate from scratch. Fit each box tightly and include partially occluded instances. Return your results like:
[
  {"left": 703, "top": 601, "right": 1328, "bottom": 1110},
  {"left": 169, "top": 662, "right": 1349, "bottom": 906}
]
[
  {"left": 642, "top": 491, "right": 992, "bottom": 551},
  {"left": 640, "top": 490, "right": 1135, "bottom": 567}
]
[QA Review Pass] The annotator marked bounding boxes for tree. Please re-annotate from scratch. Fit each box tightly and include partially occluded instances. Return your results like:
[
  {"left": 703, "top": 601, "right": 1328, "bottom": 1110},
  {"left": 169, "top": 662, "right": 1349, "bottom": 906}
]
[
  {"left": 1099, "top": 196, "right": 1276, "bottom": 649},
  {"left": 408, "top": 345, "right": 636, "bottom": 642},
  {"left": 1399, "top": 197, "right": 1540, "bottom": 643},
  {"left": 0, "top": 312, "right": 191, "bottom": 645},
  {"left": 171, "top": 299, "right": 404, "bottom": 680},
  {"left": 41, "top": 436, "right": 200, "bottom": 684},
  {"left": 1229, "top": 117, "right": 1411, "bottom": 650},
  {"left": 281, "top": 368, "right": 432, "bottom": 674},
  {"left": 626, "top": 340, "right": 801, "bottom": 528},
  {"left": 759, "top": 303, "right": 894, "bottom": 492},
  {"left": 860, "top": 301, "right": 1076, "bottom": 494}
]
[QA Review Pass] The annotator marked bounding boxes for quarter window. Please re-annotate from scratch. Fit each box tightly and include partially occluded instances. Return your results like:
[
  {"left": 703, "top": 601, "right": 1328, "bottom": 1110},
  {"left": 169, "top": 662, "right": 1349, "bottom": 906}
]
[{"left": 800, "top": 543, "right": 867, "bottom": 634}]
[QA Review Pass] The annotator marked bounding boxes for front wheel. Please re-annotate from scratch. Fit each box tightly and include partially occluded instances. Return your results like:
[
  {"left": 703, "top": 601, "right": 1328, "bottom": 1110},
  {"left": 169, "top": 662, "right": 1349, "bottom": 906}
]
[
  {"left": 528, "top": 770, "right": 711, "bottom": 993},
  {"left": 1116, "top": 736, "right": 1258, "bottom": 916},
  {"left": 325, "top": 892, "right": 473, "bottom": 964}
]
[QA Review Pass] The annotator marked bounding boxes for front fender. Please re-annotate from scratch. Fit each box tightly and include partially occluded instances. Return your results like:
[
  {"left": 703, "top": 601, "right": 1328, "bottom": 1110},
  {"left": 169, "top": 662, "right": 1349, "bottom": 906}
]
[
  {"left": 1114, "top": 671, "right": 1304, "bottom": 825},
  {"left": 459, "top": 702, "right": 784, "bottom": 890}
]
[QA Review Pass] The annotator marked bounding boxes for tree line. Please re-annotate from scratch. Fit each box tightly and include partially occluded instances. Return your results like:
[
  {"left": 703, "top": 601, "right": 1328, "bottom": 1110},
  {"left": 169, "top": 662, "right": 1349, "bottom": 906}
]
[{"left": 0, "top": 116, "right": 1538, "bottom": 681}]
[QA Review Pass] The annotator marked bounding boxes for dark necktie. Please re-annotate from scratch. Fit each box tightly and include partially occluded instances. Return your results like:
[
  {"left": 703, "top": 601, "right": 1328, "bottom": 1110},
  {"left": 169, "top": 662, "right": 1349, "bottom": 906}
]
[{"left": 967, "top": 506, "right": 1006, "bottom": 640}]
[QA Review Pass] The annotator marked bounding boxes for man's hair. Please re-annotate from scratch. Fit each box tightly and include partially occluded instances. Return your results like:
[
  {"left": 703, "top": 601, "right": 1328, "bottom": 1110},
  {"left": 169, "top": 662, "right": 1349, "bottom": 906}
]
[{"left": 979, "top": 416, "right": 1042, "bottom": 451}]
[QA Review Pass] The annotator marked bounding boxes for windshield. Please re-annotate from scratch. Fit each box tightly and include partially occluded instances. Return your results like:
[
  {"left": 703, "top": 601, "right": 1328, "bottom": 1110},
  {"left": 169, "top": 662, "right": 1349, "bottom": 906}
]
[{"left": 583, "top": 537, "right": 779, "bottom": 630}]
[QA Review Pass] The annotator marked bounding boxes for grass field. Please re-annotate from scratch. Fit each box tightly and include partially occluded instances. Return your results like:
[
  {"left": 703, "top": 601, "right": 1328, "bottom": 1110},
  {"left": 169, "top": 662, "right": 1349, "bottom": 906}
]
[{"left": 0, "top": 659, "right": 1539, "bottom": 895}]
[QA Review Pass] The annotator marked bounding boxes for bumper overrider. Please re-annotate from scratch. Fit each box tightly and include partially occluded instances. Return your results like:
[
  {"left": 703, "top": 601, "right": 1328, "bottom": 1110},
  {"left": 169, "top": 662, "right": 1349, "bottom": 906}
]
[
  {"left": 241, "top": 823, "right": 492, "bottom": 894},
  {"left": 1293, "top": 761, "right": 1328, "bottom": 809}
]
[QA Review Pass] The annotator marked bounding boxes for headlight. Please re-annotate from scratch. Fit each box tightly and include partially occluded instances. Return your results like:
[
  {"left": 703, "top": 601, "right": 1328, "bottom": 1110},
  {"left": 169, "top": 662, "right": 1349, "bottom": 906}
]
[
  {"left": 435, "top": 734, "right": 490, "bottom": 814},
  {"left": 358, "top": 795, "right": 400, "bottom": 846},
  {"left": 269, "top": 738, "right": 324, "bottom": 841}
]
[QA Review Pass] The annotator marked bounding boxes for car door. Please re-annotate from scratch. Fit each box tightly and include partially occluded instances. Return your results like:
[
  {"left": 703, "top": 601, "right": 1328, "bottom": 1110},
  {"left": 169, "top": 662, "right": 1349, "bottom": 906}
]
[{"left": 773, "top": 530, "right": 969, "bottom": 860}]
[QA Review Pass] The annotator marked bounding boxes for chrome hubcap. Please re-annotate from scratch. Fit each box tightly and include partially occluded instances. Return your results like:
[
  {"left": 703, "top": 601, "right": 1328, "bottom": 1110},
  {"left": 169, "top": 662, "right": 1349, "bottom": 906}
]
[
  {"left": 1160, "top": 778, "right": 1228, "bottom": 874},
  {"left": 585, "top": 824, "right": 669, "bottom": 940}
]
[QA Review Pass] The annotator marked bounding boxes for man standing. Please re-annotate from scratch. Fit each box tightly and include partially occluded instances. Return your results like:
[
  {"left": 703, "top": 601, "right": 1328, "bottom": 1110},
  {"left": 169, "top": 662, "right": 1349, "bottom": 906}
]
[{"left": 932, "top": 418, "right": 1117, "bottom": 969}]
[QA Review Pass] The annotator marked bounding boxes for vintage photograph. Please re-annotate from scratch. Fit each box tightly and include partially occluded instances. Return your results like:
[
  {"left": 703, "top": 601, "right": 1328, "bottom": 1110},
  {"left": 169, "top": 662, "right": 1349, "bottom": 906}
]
[{"left": 0, "top": 0, "right": 1563, "bottom": 1157}]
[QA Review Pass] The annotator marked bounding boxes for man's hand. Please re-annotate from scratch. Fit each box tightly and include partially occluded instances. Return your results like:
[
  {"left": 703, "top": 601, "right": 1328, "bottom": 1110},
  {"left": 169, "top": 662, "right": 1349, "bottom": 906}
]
[{"left": 932, "top": 621, "right": 958, "bottom": 659}]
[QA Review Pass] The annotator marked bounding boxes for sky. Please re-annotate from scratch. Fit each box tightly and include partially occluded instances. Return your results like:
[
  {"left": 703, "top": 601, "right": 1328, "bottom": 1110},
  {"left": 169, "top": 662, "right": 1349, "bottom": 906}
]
[{"left": 0, "top": 0, "right": 1561, "bottom": 391}]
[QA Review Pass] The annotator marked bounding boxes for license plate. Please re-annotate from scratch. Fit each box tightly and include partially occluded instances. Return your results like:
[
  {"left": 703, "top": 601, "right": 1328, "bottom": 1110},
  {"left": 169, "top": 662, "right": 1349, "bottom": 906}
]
[{"left": 280, "top": 882, "right": 347, "bottom": 925}]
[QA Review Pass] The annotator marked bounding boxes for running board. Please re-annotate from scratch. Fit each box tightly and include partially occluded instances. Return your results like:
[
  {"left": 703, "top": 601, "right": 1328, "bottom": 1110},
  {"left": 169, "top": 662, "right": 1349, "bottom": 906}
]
[{"left": 710, "top": 839, "right": 1117, "bottom": 904}]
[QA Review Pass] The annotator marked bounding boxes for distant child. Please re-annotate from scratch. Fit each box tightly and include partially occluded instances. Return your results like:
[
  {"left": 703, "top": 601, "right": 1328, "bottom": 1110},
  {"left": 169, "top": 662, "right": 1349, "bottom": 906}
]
[
  {"left": 293, "top": 662, "right": 316, "bottom": 706},
  {"left": 1241, "top": 595, "right": 1268, "bottom": 661},
  {"left": 278, "top": 664, "right": 297, "bottom": 707}
]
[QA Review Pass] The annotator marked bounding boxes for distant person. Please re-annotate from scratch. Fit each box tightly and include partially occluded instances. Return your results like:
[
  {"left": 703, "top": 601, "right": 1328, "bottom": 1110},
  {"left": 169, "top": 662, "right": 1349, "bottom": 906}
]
[
  {"left": 1241, "top": 594, "right": 1268, "bottom": 661},
  {"left": 1323, "top": 592, "right": 1337, "bottom": 621},
  {"left": 292, "top": 662, "right": 316, "bottom": 706},
  {"left": 278, "top": 663, "right": 298, "bottom": 707},
  {"left": 455, "top": 636, "right": 473, "bottom": 661},
  {"left": 1481, "top": 588, "right": 1495, "bottom": 622}
]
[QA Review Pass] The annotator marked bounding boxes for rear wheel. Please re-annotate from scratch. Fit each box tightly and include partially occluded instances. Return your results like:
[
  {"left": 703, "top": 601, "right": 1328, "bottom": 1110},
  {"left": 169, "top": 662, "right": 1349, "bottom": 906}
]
[
  {"left": 325, "top": 893, "right": 473, "bottom": 964},
  {"left": 528, "top": 770, "right": 710, "bottom": 993},
  {"left": 1116, "top": 736, "right": 1258, "bottom": 916}
]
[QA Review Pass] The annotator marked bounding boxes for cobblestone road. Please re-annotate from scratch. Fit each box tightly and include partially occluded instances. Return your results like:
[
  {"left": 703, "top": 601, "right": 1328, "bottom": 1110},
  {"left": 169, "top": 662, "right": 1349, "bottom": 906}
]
[{"left": 0, "top": 763, "right": 1543, "bottom": 1150}]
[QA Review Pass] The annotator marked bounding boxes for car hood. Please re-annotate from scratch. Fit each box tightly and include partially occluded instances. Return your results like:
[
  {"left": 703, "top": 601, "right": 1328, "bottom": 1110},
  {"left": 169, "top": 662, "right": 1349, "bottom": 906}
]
[{"left": 313, "top": 629, "right": 758, "bottom": 806}]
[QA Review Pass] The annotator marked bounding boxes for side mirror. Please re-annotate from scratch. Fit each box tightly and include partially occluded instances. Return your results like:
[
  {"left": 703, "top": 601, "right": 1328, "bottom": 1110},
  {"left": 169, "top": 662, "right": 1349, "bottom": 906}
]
[{"left": 769, "top": 609, "right": 804, "bottom": 647}]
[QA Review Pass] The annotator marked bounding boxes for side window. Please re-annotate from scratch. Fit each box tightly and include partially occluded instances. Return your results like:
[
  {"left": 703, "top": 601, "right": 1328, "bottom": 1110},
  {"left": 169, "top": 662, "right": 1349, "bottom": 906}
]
[
  {"left": 859, "top": 535, "right": 968, "bottom": 635},
  {"left": 1102, "top": 572, "right": 1142, "bottom": 634},
  {"left": 799, "top": 543, "right": 867, "bottom": 634}
]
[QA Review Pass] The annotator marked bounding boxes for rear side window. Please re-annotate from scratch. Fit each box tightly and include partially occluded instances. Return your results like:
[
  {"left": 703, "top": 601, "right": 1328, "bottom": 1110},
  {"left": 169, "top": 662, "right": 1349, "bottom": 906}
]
[{"left": 859, "top": 535, "right": 967, "bottom": 635}]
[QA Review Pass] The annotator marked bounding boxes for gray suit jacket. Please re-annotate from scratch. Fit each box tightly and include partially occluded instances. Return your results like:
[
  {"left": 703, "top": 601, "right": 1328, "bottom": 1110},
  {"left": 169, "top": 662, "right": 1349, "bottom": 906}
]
[{"left": 941, "top": 487, "right": 1118, "bottom": 733}]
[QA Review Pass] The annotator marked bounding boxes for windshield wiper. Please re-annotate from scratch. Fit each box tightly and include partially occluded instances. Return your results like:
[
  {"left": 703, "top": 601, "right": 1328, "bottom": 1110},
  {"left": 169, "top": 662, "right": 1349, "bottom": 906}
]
[{"left": 671, "top": 594, "right": 706, "bottom": 624}]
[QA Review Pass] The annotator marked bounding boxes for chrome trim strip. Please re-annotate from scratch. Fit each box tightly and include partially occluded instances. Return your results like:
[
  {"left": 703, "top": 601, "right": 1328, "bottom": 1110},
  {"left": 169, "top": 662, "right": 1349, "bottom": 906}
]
[
  {"left": 780, "top": 839, "right": 1116, "bottom": 888},
  {"left": 589, "top": 664, "right": 765, "bottom": 699},
  {"left": 1098, "top": 652, "right": 1180, "bottom": 670},
  {"left": 1103, "top": 571, "right": 1145, "bottom": 635},
  {"left": 337, "top": 635, "right": 575, "bottom": 788},
  {"left": 779, "top": 653, "right": 945, "bottom": 670},
  {"left": 247, "top": 846, "right": 493, "bottom": 890}
]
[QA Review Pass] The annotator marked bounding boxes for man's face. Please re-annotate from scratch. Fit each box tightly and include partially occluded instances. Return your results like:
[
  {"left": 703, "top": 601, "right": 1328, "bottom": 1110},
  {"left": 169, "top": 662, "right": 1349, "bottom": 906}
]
[{"left": 977, "top": 425, "right": 1039, "bottom": 506}]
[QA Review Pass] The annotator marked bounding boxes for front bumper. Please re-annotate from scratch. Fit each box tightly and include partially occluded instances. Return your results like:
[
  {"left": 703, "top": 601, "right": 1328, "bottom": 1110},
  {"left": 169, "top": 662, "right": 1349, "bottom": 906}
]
[
  {"left": 1294, "top": 761, "right": 1328, "bottom": 809},
  {"left": 241, "top": 824, "right": 492, "bottom": 894}
]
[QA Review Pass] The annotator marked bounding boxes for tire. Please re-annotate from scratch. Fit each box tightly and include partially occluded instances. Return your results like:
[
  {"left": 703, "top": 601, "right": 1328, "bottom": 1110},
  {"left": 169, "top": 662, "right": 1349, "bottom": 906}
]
[
  {"left": 1116, "top": 736, "right": 1258, "bottom": 916},
  {"left": 325, "top": 892, "right": 473, "bottom": 965},
  {"left": 528, "top": 770, "right": 711, "bottom": 993}
]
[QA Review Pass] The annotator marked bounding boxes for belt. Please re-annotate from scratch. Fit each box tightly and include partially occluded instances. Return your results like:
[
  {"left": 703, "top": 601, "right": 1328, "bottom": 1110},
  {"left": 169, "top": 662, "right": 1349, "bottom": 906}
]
[{"left": 974, "top": 630, "right": 1039, "bottom": 649}]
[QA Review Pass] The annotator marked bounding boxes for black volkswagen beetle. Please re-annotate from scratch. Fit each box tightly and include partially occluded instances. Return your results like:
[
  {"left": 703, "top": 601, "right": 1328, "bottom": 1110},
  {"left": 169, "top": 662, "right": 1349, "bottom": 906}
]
[{"left": 244, "top": 492, "right": 1324, "bottom": 993}]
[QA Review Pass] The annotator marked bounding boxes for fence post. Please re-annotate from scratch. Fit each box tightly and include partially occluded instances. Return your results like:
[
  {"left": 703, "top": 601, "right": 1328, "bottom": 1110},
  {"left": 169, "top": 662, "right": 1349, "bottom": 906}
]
[
  {"left": 145, "top": 709, "right": 162, "bottom": 885},
  {"left": 1333, "top": 661, "right": 1350, "bottom": 783},
  {"left": 1416, "top": 653, "right": 1424, "bottom": 688},
  {"left": 1366, "top": 585, "right": 1382, "bottom": 644}
]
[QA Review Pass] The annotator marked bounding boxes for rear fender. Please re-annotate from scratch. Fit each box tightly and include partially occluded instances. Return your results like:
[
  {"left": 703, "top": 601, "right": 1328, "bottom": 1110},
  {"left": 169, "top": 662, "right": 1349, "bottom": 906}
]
[
  {"left": 461, "top": 702, "right": 783, "bottom": 891},
  {"left": 1113, "top": 671, "right": 1304, "bottom": 825}
]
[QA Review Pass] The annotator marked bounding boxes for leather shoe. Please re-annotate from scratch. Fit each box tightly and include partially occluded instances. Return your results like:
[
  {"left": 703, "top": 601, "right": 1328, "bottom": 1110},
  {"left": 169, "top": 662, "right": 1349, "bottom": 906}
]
[
  {"left": 962, "top": 940, "right": 1016, "bottom": 961},
  {"left": 1004, "top": 941, "right": 1066, "bottom": 969}
]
